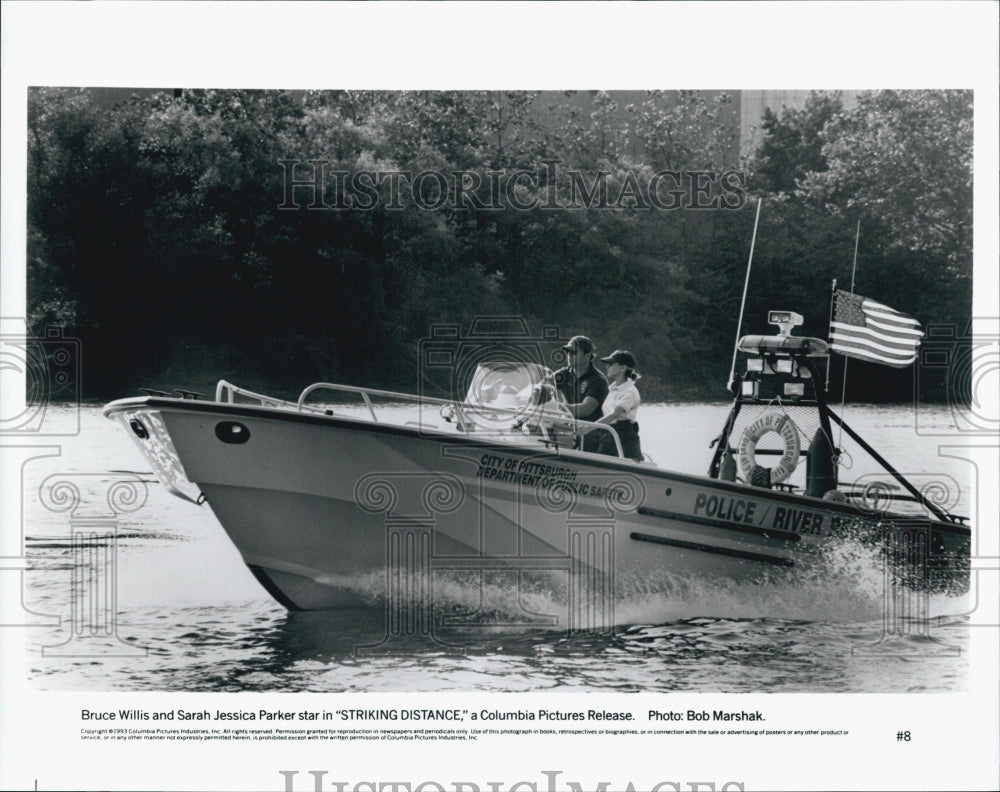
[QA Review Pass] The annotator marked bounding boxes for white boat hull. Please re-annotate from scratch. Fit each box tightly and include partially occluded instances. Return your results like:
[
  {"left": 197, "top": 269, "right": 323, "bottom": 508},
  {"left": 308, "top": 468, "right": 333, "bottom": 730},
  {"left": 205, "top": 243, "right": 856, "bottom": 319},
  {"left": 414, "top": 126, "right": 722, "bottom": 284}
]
[{"left": 104, "top": 395, "right": 970, "bottom": 627}]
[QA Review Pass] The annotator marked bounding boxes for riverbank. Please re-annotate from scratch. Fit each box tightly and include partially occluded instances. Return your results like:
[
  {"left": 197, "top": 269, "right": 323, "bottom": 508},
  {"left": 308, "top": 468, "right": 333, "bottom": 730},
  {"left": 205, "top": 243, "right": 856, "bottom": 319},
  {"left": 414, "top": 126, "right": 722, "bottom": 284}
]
[{"left": 91, "top": 358, "right": 933, "bottom": 407}]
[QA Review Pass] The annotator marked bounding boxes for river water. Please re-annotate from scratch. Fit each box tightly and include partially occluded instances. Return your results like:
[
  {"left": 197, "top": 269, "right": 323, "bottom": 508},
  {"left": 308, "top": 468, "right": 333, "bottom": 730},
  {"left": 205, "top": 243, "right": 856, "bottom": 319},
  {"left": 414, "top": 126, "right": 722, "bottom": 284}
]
[{"left": 15, "top": 402, "right": 980, "bottom": 693}]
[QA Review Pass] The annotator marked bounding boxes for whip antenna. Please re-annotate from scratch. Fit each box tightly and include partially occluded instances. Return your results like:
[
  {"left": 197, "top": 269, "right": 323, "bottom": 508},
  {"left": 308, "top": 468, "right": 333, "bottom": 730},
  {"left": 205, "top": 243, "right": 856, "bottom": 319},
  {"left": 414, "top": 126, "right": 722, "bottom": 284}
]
[
  {"left": 825, "top": 278, "right": 837, "bottom": 392},
  {"left": 727, "top": 197, "right": 763, "bottom": 391}
]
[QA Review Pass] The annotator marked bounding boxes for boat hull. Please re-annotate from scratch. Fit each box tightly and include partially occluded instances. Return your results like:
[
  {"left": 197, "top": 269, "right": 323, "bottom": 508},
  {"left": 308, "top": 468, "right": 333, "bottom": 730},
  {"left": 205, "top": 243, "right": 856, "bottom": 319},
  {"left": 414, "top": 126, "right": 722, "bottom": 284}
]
[{"left": 105, "top": 398, "right": 971, "bottom": 625}]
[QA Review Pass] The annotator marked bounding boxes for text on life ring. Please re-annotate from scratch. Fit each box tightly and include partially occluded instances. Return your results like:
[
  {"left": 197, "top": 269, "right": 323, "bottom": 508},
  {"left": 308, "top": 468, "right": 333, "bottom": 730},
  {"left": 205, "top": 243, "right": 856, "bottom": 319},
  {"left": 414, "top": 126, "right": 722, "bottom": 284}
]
[{"left": 738, "top": 412, "right": 801, "bottom": 485}]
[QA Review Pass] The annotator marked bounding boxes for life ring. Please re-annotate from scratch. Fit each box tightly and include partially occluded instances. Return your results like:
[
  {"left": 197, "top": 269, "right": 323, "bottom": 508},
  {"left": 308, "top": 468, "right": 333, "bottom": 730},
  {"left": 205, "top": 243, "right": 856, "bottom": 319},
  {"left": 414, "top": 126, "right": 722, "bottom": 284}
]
[{"left": 738, "top": 412, "right": 801, "bottom": 485}]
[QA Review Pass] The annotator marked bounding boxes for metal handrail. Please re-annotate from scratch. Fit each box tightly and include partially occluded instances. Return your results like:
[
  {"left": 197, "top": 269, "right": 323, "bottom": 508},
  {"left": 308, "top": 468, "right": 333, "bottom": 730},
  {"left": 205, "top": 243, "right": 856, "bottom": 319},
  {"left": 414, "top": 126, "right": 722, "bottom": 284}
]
[
  {"left": 215, "top": 380, "right": 295, "bottom": 409},
  {"left": 214, "top": 380, "right": 626, "bottom": 459},
  {"left": 296, "top": 382, "right": 457, "bottom": 413}
]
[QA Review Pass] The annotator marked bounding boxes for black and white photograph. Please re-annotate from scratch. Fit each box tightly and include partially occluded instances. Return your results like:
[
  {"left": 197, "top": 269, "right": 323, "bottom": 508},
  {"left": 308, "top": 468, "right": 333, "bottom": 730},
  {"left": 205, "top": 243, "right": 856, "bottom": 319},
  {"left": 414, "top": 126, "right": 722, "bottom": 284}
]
[{"left": 2, "top": 3, "right": 998, "bottom": 792}]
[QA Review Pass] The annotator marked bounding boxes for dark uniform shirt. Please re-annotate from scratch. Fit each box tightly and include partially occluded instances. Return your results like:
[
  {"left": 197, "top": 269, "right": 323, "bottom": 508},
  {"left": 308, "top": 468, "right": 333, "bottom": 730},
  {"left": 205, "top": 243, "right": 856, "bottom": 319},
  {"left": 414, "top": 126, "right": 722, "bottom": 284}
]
[{"left": 555, "top": 364, "right": 609, "bottom": 422}]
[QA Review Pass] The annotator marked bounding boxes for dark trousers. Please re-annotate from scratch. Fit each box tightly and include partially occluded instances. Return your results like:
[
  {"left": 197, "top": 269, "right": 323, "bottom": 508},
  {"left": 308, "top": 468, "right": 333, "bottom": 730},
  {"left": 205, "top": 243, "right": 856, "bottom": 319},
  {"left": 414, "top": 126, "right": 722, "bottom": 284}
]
[{"left": 596, "top": 420, "right": 642, "bottom": 461}]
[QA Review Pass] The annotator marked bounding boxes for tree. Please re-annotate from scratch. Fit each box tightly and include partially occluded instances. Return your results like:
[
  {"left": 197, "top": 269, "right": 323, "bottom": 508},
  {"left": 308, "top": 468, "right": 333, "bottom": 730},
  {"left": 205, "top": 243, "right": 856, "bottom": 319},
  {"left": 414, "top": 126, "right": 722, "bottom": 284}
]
[
  {"left": 753, "top": 92, "right": 843, "bottom": 194},
  {"left": 26, "top": 89, "right": 973, "bottom": 401},
  {"left": 802, "top": 90, "right": 972, "bottom": 277},
  {"left": 746, "top": 90, "right": 974, "bottom": 401}
]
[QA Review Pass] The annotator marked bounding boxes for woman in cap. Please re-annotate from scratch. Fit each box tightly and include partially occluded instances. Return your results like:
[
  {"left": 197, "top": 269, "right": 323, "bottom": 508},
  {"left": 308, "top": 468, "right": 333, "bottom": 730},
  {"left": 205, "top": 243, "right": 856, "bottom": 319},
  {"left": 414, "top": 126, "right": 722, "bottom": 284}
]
[{"left": 594, "top": 350, "right": 643, "bottom": 462}]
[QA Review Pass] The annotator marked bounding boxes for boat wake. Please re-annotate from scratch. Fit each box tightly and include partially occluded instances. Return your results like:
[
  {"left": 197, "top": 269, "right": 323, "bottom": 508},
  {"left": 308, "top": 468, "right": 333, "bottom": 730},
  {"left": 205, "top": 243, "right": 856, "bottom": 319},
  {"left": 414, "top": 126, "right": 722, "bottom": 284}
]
[{"left": 310, "top": 534, "right": 970, "bottom": 629}]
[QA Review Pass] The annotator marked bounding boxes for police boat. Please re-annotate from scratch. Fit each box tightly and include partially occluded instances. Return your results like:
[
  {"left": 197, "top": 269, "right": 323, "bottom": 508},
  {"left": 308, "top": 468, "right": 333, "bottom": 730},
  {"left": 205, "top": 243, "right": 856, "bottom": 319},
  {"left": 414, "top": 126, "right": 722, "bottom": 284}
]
[{"left": 103, "top": 311, "right": 970, "bottom": 623}]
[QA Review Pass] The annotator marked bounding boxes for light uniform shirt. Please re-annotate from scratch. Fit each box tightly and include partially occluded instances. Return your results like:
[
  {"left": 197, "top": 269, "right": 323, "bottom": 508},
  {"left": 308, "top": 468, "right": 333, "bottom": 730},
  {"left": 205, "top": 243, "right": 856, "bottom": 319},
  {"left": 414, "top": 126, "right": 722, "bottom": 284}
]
[{"left": 602, "top": 379, "right": 640, "bottom": 422}]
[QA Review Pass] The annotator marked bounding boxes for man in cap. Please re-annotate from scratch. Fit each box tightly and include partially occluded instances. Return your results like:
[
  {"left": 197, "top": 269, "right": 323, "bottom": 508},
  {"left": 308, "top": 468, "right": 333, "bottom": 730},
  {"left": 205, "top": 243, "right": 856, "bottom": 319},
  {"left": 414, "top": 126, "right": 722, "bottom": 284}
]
[{"left": 554, "top": 335, "right": 609, "bottom": 452}]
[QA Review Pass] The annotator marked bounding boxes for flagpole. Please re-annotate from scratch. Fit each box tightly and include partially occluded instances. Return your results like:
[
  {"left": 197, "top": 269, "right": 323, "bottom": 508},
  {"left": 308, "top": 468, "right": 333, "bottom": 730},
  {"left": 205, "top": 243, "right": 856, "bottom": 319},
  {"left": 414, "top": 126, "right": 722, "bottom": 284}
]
[
  {"left": 727, "top": 197, "right": 762, "bottom": 392},
  {"left": 836, "top": 220, "right": 862, "bottom": 450}
]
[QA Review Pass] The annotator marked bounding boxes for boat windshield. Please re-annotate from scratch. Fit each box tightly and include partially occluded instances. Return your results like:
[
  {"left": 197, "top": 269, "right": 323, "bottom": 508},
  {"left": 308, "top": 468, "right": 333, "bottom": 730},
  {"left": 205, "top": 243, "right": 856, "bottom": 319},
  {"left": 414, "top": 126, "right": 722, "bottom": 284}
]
[{"left": 463, "top": 362, "right": 566, "bottom": 428}]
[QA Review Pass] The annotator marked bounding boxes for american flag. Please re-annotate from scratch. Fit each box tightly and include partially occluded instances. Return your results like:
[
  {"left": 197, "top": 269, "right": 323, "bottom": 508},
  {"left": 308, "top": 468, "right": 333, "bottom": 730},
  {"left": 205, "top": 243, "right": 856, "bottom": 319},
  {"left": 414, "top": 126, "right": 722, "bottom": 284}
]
[{"left": 829, "top": 289, "right": 924, "bottom": 367}]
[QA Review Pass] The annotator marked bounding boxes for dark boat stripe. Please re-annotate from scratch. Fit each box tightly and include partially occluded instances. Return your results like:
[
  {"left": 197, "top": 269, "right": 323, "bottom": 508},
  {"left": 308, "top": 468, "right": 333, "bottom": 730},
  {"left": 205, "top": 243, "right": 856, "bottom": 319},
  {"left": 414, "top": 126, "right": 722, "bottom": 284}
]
[
  {"left": 629, "top": 532, "right": 795, "bottom": 567},
  {"left": 637, "top": 506, "right": 801, "bottom": 543},
  {"left": 246, "top": 564, "right": 304, "bottom": 611}
]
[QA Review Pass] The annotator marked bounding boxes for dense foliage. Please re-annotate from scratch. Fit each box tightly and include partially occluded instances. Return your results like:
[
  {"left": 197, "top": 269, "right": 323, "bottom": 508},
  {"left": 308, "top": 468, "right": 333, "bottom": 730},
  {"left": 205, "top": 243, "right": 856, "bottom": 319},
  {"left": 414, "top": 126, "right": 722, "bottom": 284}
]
[{"left": 27, "top": 89, "right": 972, "bottom": 402}]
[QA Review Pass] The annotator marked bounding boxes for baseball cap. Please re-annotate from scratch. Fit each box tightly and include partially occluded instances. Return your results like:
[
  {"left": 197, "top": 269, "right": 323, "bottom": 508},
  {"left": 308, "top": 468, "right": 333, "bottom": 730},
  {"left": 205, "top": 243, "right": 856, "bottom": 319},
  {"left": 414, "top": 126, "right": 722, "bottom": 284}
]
[
  {"left": 561, "top": 335, "right": 594, "bottom": 355},
  {"left": 600, "top": 349, "right": 636, "bottom": 368}
]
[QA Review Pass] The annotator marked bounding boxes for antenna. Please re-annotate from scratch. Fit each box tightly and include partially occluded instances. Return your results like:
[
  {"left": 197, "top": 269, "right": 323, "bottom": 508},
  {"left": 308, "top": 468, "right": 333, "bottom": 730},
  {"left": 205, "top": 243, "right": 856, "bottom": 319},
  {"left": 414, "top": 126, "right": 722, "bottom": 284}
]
[
  {"left": 825, "top": 278, "right": 837, "bottom": 392},
  {"left": 727, "top": 198, "right": 762, "bottom": 392}
]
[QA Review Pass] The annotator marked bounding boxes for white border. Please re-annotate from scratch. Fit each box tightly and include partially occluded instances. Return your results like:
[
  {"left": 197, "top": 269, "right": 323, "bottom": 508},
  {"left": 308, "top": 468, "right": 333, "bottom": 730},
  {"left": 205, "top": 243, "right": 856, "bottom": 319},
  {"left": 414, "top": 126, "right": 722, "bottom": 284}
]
[{"left": 2, "top": 3, "right": 998, "bottom": 791}]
